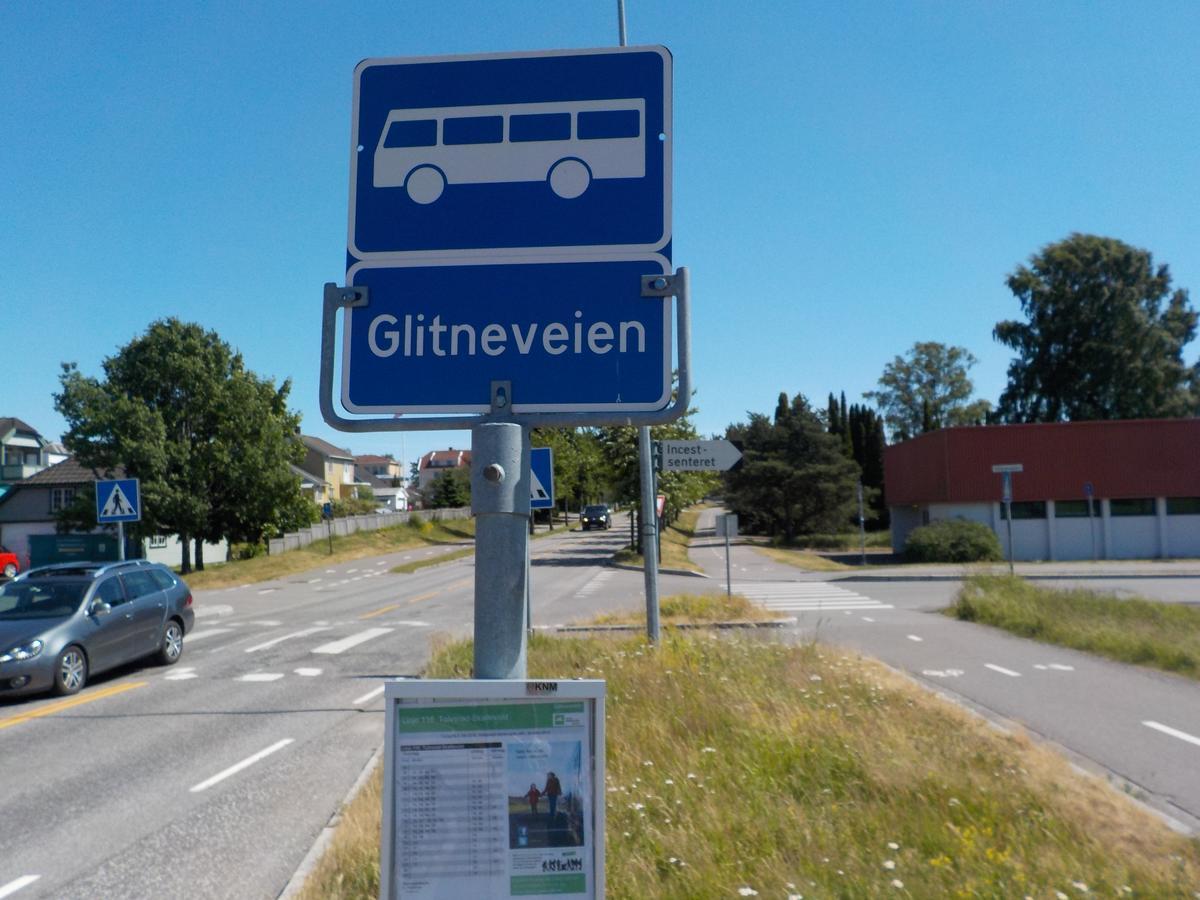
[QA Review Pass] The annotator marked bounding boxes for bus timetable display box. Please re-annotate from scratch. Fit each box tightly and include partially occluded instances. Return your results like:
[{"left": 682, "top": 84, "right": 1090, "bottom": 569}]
[{"left": 381, "top": 679, "right": 606, "bottom": 900}]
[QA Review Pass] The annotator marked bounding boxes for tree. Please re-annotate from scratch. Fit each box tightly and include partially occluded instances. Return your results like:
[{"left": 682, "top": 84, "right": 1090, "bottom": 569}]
[
  {"left": 55, "top": 319, "right": 308, "bottom": 571},
  {"left": 865, "top": 341, "right": 991, "bottom": 441},
  {"left": 724, "top": 393, "right": 860, "bottom": 542},
  {"left": 428, "top": 469, "right": 470, "bottom": 508},
  {"left": 994, "top": 233, "right": 1198, "bottom": 422}
]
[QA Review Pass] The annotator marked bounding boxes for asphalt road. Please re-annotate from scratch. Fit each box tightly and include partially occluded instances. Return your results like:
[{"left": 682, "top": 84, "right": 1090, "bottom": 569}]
[
  {"left": 691, "top": 507, "right": 1200, "bottom": 833},
  {"left": 0, "top": 520, "right": 643, "bottom": 900}
]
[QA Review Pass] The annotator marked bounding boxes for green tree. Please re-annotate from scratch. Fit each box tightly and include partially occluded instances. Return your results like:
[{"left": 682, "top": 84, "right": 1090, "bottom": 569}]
[
  {"left": 55, "top": 319, "right": 308, "bottom": 571},
  {"left": 994, "top": 233, "right": 1198, "bottom": 422},
  {"left": 428, "top": 469, "right": 470, "bottom": 508},
  {"left": 866, "top": 341, "right": 991, "bottom": 441},
  {"left": 724, "top": 392, "right": 860, "bottom": 542}
]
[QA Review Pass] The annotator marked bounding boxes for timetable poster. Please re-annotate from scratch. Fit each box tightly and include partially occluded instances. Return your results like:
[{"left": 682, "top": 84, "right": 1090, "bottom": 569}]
[{"left": 391, "top": 698, "right": 596, "bottom": 898}]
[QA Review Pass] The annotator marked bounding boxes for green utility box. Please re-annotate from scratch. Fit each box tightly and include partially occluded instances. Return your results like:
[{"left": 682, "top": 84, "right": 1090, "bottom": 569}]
[{"left": 29, "top": 533, "right": 120, "bottom": 568}]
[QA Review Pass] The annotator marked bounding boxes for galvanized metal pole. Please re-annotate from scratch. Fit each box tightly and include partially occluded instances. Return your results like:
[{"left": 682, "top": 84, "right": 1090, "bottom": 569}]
[
  {"left": 471, "top": 421, "right": 530, "bottom": 678},
  {"left": 118, "top": 521, "right": 125, "bottom": 561},
  {"left": 857, "top": 479, "right": 866, "bottom": 566},
  {"left": 724, "top": 524, "right": 732, "bottom": 598},
  {"left": 617, "top": 0, "right": 627, "bottom": 46},
  {"left": 638, "top": 425, "right": 660, "bottom": 643}
]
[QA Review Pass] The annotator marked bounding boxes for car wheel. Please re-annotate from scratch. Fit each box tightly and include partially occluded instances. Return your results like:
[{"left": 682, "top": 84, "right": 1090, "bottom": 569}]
[
  {"left": 157, "top": 619, "right": 184, "bottom": 665},
  {"left": 2, "top": 563, "right": 15, "bottom": 578},
  {"left": 53, "top": 645, "right": 88, "bottom": 696}
]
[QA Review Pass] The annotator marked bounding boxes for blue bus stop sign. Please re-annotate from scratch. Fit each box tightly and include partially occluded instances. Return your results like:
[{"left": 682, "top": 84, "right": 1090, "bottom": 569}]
[{"left": 349, "top": 46, "right": 671, "bottom": 259}]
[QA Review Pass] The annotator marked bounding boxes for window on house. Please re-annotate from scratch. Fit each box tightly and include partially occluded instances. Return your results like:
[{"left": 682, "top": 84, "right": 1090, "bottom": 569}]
[
  {"left": 50, "top": 488, "right": 76, "bottom": 512},
  {"left": 1054, "top": 500, "right": 1096, "bottom": 518},
  {"left": 1110, "top": 498, "right": 1156, "bottom": 517},
  {"left": 999, "top": 501, "right": 1047, "bottom": 520},
  {"left": 1166, "top": 497, "right": 1200, "bottom": 515}
]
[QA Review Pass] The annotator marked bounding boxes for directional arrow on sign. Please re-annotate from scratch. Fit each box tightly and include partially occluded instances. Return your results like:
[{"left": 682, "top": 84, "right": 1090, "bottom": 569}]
[{"left": 657, "top": 440, "right": 743, "bottom": 472}]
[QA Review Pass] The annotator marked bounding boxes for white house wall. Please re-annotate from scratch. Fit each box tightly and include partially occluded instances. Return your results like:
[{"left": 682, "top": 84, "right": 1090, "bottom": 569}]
[{"left": 1167, "top": 515, "right": 1200, "bottom": 557}]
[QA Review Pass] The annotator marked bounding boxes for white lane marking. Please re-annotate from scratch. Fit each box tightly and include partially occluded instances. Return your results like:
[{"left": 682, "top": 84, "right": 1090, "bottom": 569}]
[
  {"left": 1143, "top": 720, "right": 1200, "bottom": 748},
  {"left": 0, "top": 876, "right": 40, "bottom": 899},
  {"left": 922, "top": 669, "right": 964, "bottom": 678},
  {"left": 189, "top": 738, "right": 294, "bottom": 793},
  {"left": 294, "top": 668, "right": 322, "bottom": 677},
  {"left": 985, "top": 663, "right": 1021, "bottom": 677},
  {"left": 309, "top": 577, "right": 322, "bottom": 583},
  {"left": 247, "top": 620, "right": 283, "bottom": 627},
  {"left": 732, "top": 581, "right": 894, "bottom": 612},
  {"left": 353, "top": 685, "right": 386, "bottom": 705},
  {"left": 861, "top": 616, "right": 876, "bottom": 622},
  {"left": 392, "top": 620, "right": 432, "bottom": 628},
  {"left": 347, "top": 568, "right": 359, "bottom": 573},
  {"left": 325, "top": 569, "right": 336, "bottom": 573},
  {"left": 194, "top": 604, "right": 234, "bottom": 618},
  {"left": 907, "top": 634, "right": 923, "bottom": 642},
  {"left": 165, "top": 668, "right": 198, "bottom": 681},
  {"left": 238, "top": 673, "right": 285, "bottom": 682},
  {"left": 257, "top": 588, "right": 277, "bottom": 595},
  {"left": 184, "top": 628, "right": 235, "bottom": 643},
  {"left": 312, "top": 627, "right": 393, "bottom": 655},
  {"left": 244, "top": 626, "right": 332, "bottom": 654},
  {"left": 1034, "top": 664, "right": 1048, "bottom": 670},
  {"left": 1048, "top": 664, "right": 1074, "bottom": 671}
]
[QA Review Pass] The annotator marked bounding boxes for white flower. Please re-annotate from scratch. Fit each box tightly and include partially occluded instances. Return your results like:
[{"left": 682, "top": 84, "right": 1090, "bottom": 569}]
[
  {"left": 810, "top": 675, "right": 822, "bottom": 682},
  {"left": 788, "top": 895, "right": 803, "bottom": 900},
  {"left": 1072, "top": 884, "right": 1089, "bottom": 894},
  {"left": 669, "top": 857, "right": 677, "bottom": 864},
  {"left": 738, "top": 889, "right": 759, "bottom": 897},
  {"left": 702, "top": 746, "right": 717, "bottom": 753},
  {"left": 883, "top": 860, "right": 896, "bottom": 870},
  {"left": 665, "top": 779, "right": 674, "bottom": 785},
  {"left": 631, "top": 802, "right": 644, "bottom": 810},
  {"left": 887, "top": 842, "right": 900, "bottom": 850},
  {"left": 891, "top": 880, "right": 904, "bottom": 889},
  {"left": 643, "top": 760, "right": 654, "bottom": 767},
  {"left": 1056, "top": 893, "right": 1069, "bottom": 900}
]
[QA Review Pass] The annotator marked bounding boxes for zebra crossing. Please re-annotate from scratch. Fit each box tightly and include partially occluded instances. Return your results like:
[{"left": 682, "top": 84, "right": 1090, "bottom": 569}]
[
  {"left": 576, "top": 570, "right": 613, "bottom": 597},
  {"left": 733, "top": 581, "right": 893, "bottom": 613}
]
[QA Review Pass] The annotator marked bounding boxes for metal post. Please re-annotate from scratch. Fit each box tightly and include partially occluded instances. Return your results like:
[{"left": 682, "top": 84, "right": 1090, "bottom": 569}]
[
  {"left": 724, "top": 526, "right": 732, "bottom": 598},
  {"left": 118, "top": 521, "right": 125, "bottom": 561},
  {"left": 857, "top": 479, "right": 866, "bottom": 566},
  {"left": 1004, "top": 489, "right": 1015, "bottom": 577},
  {"left": 1088, "top": 498, "right": 1097, "bottom": 561},
  {"left": 638, "top": 425, "right": 660, "bottom": 643},
  {"left": 617, "top": 0, "right": 627, "bottom": 46},
  {"left": 471, "top": 421, "right": 530, "bottom": 679}
]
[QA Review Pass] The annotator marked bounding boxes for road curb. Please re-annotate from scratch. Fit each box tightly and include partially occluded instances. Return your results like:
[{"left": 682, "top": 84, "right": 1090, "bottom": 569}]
[
  {"left": 609, "top": 561, "right": 710, "bottom": 578},
  {"left": 551, "top": 618, "right": 795, "bottom": 632},
  {"left": 277, "top": 743, "right": 383, "bottom": 899}
]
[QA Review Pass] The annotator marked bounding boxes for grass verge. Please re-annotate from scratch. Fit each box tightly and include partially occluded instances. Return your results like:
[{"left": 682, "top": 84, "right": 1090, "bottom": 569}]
[
  {"left": 588, "top": 592, "right": 779, "bottom": 626},
  {"left": 948, "top": 575, "right": 1200, "bottom": 679},
  {"left": 296, "top": 628, "right": 1200, "bottom": 899},
  {"left": 389, "top": 546, "right": 475, "bottom": 574},
  {"left": 755, "top": 545, "right": 851, "bottom": 572},
  {"left": 613, "top": 506, "right": 705, "bottom": 574},
  {"left": 180, "top": 518, "right": 476, "bottom": 590},
  {"left": 772, "top": 531, "right": 892, "bottom": 550}
]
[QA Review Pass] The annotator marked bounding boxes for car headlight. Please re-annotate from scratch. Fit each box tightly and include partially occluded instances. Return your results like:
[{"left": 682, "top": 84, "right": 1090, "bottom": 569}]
[{"left": 0, "top": 640, "right": 44, "bottom": 663}]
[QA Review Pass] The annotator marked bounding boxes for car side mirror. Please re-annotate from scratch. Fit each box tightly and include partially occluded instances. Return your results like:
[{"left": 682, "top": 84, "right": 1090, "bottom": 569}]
[{"left": 90, "top": 600, "right": 112, "bottom": 617}]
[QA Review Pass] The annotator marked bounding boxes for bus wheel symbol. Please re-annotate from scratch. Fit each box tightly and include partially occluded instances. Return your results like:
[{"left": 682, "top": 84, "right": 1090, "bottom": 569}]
[
  {"left": 406, "top": 165, "right": 445, "bottom": 204},
  {"left": 548, "top": 158, "right": 591, "bottom": 199}
]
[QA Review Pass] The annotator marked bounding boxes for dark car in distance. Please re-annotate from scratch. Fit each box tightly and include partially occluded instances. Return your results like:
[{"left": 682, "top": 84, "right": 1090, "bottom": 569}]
[
  {"left": 581, "top": 505, "right": 612, "bottom": 530},
  {"left": 0, "top": 560, "right": 195, "bottom": 697}
]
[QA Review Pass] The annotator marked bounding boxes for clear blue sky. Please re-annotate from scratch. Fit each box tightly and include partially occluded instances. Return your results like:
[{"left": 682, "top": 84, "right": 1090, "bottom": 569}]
[{"left": 4, "top": 1, "right": 1197, "bottom": 472}]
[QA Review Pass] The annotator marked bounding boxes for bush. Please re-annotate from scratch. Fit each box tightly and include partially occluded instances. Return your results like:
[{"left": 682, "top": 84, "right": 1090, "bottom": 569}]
[{"left": 905, "top": 519, "right": 1003, "bottom": 563}]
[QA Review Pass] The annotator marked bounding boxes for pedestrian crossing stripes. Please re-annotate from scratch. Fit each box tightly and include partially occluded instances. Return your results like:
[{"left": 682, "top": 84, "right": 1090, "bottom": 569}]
[
  {"left": 733, "top": 582, "right": 893, "bottom": 613},
  {"left": 577, "top": 571, "right": 613, "bottom": 597}
]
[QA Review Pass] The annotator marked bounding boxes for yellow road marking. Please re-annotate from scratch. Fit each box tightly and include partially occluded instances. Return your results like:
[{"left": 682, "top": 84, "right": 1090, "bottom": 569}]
[
  {"left": 359, "top": 603, "right": 403, "bottom": 620},
  {"left": 0, "top": 681, "right": 148, "bottom": 731},
  {"left": 359, "top": 577, "right": 472, "bottom": 619},
  {"left": 407, "top": 590, "right": 439, "bottom": 605}
]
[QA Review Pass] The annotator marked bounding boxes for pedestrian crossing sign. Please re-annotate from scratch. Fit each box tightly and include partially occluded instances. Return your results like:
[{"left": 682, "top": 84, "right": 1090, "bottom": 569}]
[
  {"left": 530, "top": 447, "right": 554, "bottom": 510},
  {"left": 96, "top": 478, "right": 141, "bottom": 523}
]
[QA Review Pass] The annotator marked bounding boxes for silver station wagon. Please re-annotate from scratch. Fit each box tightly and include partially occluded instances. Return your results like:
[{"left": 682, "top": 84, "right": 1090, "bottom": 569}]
[{"left": 0, "top": 560, "right": 195, "bottom": 697}]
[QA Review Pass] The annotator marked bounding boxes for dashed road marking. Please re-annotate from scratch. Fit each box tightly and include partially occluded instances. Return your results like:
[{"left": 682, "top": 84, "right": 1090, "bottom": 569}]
[
  {"left": 185, "top": 628, "right": 235, "bottom": 643},
  {"left": 165, "top": 668, "right": 198, "bottom": 681},
  {"left": 731, "top": 582, "right": 894, "bottom": 613},
  {"left": 189, "top": 738, "right": 294, "bottom": 793},
  {"left": 353, "top": 685, "right": 385, "bottom": 706},
  {"left": 312, "top": 627, "right": 393, "bottom": 655},
  {"left": 0, "top": 876, "right": 40, "bottom": 898},
  {"left": 985, "top": 663, "right": 1021, "bottom": 677},
  {"left": 294, "top": 668, "right": 323, "bottom": 677},
  {"left": 243, "top": 626, "right": 331, "bottom": 654},
  {"left": 238, "top": 673, "right": 285, "bottom": 682},
  {"left": 907, "top": 634, "right": 923, "bottom": 642},
  {"left": 1143, "top": 720, "right": 1200, "bottom": 748}
]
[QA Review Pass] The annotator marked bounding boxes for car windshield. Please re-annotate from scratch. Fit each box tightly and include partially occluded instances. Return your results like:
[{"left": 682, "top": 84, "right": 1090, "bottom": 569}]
[
  {"left": 584, "top": 506, "right": 608, "bottom": 515},
  {"left": 0, "top": 580, "right": 88, "bottom": 620}
]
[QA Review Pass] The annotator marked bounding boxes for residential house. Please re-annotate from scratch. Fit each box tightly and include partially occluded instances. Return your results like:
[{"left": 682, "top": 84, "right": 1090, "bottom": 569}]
[
  {"left": 0, "top": 457, "right": 226, "bottom": 567},
  {"left": 355, "top": 454, "right": 408, "bottom": 512},
  {"left": 416, "top": 448, "right": 472, "bottom": 491},
  {"left": 0, "top": 417, "right": 52, "bottom": 499},
  {"left": 299, "top": 435, "right": 358, "bottom": 502}
]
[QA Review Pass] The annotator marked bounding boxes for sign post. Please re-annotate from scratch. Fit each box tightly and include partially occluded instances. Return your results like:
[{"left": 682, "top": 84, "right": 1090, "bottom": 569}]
[
  {"left": 716, "top": 513, "right": 738, "bottom": 597},
  {"left": 992, "top": 464, "right": 1024, "bottom": 575},
  {"left": 1085, "top": 481, "right": 1097, "bottom": 561},
  {"left": 96, "top": 478, "right": 140, "bottom": 561}
]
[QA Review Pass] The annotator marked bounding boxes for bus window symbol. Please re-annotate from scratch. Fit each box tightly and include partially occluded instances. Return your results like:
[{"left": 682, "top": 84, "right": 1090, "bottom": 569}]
[{"left": 373, "top": 99, "right": 646, "bottom": 204}]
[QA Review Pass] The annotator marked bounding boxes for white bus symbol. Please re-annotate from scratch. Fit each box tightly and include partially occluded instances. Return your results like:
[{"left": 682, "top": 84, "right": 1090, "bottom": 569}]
[{"left": 373, "top": 98, "right": 646, "bottom": 204}]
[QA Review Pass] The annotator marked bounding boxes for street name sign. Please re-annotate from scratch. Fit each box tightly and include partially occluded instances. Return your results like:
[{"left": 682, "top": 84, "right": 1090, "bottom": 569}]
[
  {"left": 530, "top": 447, "right": 555, "bottom": 510},
  {"left": 96, "top": 478, "right": 140, "bottom": 524},
  {"left": 657, "top": 440, "right": 742, "bottom": 472},
  {"left": 341, "top": 46, "right": 674, "bottom": 415}
]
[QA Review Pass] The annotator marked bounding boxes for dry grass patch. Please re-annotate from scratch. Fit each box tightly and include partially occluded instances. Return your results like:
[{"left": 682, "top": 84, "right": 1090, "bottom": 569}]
[
  {"left": 755, "top": 545, "right": 851, "bottom": 572},
  {"left": 181, "top": 518, "right": 475, "bottom": 590},
  {"left": 589, "top": 592, "right": 778, "bottom": 626},
  {"left": 297, "top": 630, "right": 1200, "bottom": 899},
  {"left": 614, "top": 506, "right": 706, "bottom": 574}
]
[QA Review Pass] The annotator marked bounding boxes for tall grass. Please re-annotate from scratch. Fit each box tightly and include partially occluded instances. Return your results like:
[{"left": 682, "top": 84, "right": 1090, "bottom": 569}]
[
  {"left": 949, "top": 575, "right": 1200, "bottom": 678},
  {"left": 296, "top": 630, "right": 1200, "bottom": 899},
  {"left": 614, "top": 506, "right": 706, "bottom": 573}
]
